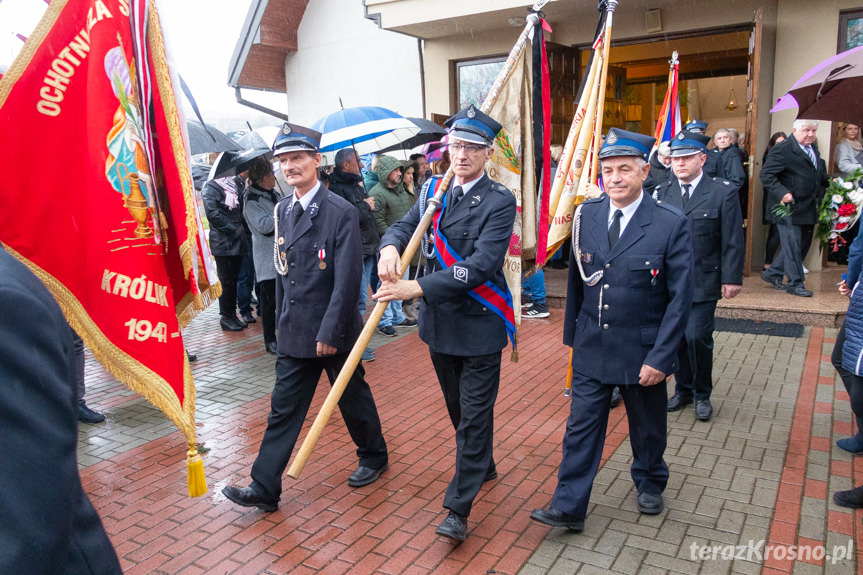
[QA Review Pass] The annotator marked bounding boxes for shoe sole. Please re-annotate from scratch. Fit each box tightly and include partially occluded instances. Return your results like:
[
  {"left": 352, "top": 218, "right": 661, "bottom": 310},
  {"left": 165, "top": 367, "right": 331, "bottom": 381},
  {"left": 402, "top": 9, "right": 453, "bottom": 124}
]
[
  {"left": 434, "top": 526, "right": 467, "bottom": 542},
  {"left": 522, "top": 313, "right": 550, "bottom": 319},
  {"left": 377, "top": 330, "right": 398, "bottom": 337},
  {"left": 220, "top": 325, "right": 244, "bottom": 332},
  {"left": 637, "top": 503, "right": 664, "bottom": 515},
  {"left": 347, "top": 463, "right": 388, "bottom": 487},
  {"left": 528, "top": 510, "right": 584, "bottom": 531}
]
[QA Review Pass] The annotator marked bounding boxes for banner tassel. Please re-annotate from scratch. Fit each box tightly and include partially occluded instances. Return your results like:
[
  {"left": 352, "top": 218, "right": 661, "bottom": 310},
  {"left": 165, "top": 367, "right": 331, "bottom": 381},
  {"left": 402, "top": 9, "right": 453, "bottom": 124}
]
[{"left": 186, "top": 448, "right": 207, "bottom": 497}]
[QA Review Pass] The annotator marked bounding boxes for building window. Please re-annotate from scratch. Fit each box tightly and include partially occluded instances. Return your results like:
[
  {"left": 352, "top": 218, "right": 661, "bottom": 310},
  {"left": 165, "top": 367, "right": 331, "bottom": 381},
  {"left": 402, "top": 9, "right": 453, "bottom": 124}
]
[
  {"left": 839, "top": 9, "right": 863, "bottom": 52},
  {"left": 455, "top": 57, "right": 505, "bottom": 110}
]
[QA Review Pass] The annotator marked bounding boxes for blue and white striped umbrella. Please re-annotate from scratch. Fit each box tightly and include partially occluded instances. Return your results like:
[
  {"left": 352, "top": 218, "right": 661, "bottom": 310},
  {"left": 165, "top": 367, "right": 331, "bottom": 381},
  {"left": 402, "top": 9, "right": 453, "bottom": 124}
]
[{"left": 311, "top": 106, "right": 420, "bottom": 162}]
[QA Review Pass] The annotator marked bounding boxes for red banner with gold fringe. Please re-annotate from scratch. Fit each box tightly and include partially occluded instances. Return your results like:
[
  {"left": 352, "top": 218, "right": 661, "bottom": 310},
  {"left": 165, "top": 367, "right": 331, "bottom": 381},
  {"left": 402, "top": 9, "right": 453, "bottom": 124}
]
[{"left": 0, "top": 0, "right": 219, "bottom": 496}]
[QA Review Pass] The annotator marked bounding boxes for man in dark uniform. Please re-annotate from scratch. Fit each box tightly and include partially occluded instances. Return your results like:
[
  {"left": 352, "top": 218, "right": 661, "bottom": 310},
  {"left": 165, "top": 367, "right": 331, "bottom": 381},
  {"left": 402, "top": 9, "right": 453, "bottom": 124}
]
[
  {"left": 655, "top": 130, "right": 744, "bottom": 421},
  {"left": 0, "top": 245, "right": 121, "bottom": 574},
  {"left": 376, "top": 105, "right": 517, "bottom": 542},
  {"left": 530, "top": 128, "right": 693, "bottom": 530},
  {"left": 684, "top": 119, "right": 719, "bottom": 180},
  {"left": 222, "top": 125, "right": 389, "bottom": 512}
]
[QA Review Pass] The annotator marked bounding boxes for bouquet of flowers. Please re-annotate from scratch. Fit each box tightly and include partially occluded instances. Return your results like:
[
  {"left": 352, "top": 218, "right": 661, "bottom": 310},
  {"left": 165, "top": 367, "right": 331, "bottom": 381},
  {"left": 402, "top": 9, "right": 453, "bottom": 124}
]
[{"left": 816, "top": 168, "right": 863, "bottom": 251}]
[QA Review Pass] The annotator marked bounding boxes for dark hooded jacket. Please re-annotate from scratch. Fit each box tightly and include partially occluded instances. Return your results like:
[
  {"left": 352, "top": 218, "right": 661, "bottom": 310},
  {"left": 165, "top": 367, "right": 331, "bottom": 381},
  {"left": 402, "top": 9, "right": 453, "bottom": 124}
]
[{"left": 328, "top": 168, "right": 380, "bottom": 256}]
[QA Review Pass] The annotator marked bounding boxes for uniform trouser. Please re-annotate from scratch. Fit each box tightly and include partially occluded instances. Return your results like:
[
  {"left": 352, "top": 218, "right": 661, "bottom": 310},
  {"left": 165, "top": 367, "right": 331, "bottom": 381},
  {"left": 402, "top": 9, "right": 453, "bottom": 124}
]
[
  {"left": 832, "top": 320, "right": 863, "bottom": 432},
  {"left": 72, "top": 328, "right": 85, "bottom": 404},
  {"left": 764, "top": 220, "right": 811, "bottom": 288},
  {"left": 257, "top": 279, "right": 276, "bottom": 345},
  {"left": 674, "top": 300, "right": 718, "bottom": 401},
  {"left": 250, "top": 353, "right": 388, "bottom": 503},
  {"left": 429, "top": 349, "right": 501, "bottom": 517},
  {"left": 214, "top": 255, "right": 242, "bottom": 318},
  {"left": 551, "top": 373, "right": 668, "bottom": 519}
]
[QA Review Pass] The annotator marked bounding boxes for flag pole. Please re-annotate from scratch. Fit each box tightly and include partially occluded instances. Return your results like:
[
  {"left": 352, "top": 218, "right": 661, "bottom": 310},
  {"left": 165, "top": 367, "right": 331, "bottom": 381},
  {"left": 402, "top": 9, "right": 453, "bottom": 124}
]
[
  {"left": 287, "top": 0, "right": 551, "bottom": 480},
  {"left": 589, "top": 0, "right": 617, "bottom": 186}
]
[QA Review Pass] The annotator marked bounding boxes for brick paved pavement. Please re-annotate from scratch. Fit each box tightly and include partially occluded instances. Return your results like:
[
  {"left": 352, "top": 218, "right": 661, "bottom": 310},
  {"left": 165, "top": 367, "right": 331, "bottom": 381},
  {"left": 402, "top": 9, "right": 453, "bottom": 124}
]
[{"left": 77, "top": 306, "right": 863, "bottom": 573}]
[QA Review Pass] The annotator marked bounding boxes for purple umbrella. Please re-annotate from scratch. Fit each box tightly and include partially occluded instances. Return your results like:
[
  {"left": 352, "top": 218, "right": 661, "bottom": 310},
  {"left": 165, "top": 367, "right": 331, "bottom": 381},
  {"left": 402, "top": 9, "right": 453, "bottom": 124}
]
[{"left": 771, "top": 45, "right": 863, "bottom": 126}]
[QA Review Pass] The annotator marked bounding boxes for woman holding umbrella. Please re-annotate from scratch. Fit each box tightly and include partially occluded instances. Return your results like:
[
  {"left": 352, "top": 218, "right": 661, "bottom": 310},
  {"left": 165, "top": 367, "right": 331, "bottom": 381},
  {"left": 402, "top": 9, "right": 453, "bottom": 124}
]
[{"left": 243, "top": 157, "right": 283, "bottom": 354}]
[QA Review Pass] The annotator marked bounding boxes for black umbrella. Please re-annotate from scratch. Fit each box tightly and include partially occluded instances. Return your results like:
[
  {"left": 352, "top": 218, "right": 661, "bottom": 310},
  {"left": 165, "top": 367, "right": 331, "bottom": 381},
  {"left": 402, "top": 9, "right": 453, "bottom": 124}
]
[
  {"left": 186, "top": 120, "right": 241, "bottom": 155},
  {"left": 377, "top": 117, "right": 446, "bottom": 154},
  {"left": 190, "top": 163, "right": 211, "bottom": 190},
  {"left": 208, "top": 131, "right": 273, "bottom": 180}
]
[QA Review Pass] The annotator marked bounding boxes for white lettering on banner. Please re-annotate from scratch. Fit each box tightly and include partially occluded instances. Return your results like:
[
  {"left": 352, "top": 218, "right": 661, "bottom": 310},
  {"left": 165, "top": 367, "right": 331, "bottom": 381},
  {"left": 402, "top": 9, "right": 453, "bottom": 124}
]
[{"left": 101, "top": 269, "right": 169, "bottom": 307}]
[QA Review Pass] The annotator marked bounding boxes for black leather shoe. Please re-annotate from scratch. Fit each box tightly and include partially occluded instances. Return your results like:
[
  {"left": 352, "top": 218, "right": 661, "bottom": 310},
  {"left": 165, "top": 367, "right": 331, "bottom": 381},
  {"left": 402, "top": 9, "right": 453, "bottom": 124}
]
[
  {"left": 787, "top": 285, "right": 813, "bottom": 297},
  {"left": 220, "top": 316, "right": 245, "bottom": 331},
  {"left": 221, "top": 485, "right": 278, "bottom": 512},
  {"left": 666, "top": 394, "right": 693, "bottom": 412},
  {"left": 435, "top": 511, "right": 467, "bottom": 542},
  {"left": 761, "top": 270, "right": 785, "bottom": 290},
  {"left": 695, "top": 399, "right": 713, "bottom": 421},
  {"left": 266, "top": 341, "right": 278, "bottom": 355},
  {"left": 609, "top": 386, "right": 622, "bottom": 408},
  {"left": 637, "top": 492, "right": 664, "bottom": 514},
  {"left": 529, "top": 507, "right": 584, "bottom": 531},
  {"left": 241, "top": 311, "right": 257, "bottom": 324},
  {"left": 347, "top": 463, "right": 388, "bottom": 487},
  {"left": 78, "top": 402, "right": 106, "bottom": 424},
  {"left": 186, "top": 349, "right": 197, "bottom": 362},
  {"left": 833, "top": 485, "right": 863, "bottom": 508}
]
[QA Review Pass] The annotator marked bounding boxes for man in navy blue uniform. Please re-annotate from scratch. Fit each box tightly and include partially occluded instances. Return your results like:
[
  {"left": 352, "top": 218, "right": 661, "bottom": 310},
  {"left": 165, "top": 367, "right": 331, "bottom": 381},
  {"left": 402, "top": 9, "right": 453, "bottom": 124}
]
[
  {"left": 531, "top": 128, "right": 693, "bottom": 530},
  {"left": 222, "top": 125, "right": 388, "bottom": 512},
  {"left": 376, "top": 105, "right": 517, "bottom": 542},
  {"left": 655, "top": 130, "right": 744, "bottom": 421}
]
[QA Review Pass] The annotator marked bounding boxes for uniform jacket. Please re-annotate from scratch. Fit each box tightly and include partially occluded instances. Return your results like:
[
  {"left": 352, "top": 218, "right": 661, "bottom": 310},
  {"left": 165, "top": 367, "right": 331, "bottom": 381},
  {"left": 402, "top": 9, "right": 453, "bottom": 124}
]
[
  {"left": 274, "top": 185, "right": 364, "bottom": 358},
  {"left": 564, "top": 193, "right": 694, "bottom": 385},
  {"left": 0, "top": 247, "right": 121, "bottom": 575},
  {"left": 761, "top": 136, "right": 829, "bottom": 224},
  {"left": 243, "top": 183, "right": 283, "bottom": 282},
  {"left": 203, "top": 177, "right": 249, "bottom": 256},
  {"left": 654, "top": 176, "right": 744, "bottom": 302},
  {"left": 381, "top": 173, "right": 517, "bottom": 356},
  {"left": 328, "top": 168, "right": 380, "bottom": 256},
  {"left": 712, "top": 147, "right": 746, "bottom": 193}
]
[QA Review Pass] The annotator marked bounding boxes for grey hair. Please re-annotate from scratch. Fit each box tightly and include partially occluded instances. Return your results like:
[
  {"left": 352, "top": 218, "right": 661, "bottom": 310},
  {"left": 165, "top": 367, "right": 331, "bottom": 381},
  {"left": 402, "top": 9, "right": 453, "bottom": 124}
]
[
  {"left": 793, "top": 119, "right": 819, "bottom": 130},
  {"left": 334, "top": 148, "right": 359, "bottom": 170},
  {"left": 714, "top": 128, "right": 731, "bottom": 137},
  {"left": 599, "top": 156, "right": 648, "bottom": 168}
]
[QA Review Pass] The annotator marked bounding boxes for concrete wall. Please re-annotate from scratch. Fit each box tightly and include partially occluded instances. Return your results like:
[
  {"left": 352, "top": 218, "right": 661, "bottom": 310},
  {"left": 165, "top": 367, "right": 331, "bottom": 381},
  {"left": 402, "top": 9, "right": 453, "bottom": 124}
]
[{"left": 283, "top": 0, "right": 423, "bottom": 125}]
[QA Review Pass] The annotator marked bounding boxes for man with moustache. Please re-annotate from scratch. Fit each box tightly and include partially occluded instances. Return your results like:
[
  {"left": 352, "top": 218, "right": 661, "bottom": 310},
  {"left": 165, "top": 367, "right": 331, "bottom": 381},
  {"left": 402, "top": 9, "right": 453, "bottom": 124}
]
[
  {"left": 654, "top": 130, "right": 744, "bottom": 421},
  {"left": 376, "top": 105, "right": 517, "bottom": 542},
  {"left": 530, "top": 128, "right": 693, "bottom": 530},
  {"left": 221, "top": 125, "right": 388, "bottom": 512}
]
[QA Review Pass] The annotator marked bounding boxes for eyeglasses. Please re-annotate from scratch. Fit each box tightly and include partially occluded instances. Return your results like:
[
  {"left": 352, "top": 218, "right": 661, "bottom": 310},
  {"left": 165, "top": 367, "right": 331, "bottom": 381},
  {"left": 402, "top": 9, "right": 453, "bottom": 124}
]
[{"left": 448, "top": 143, "right": 488, "bottom": 154}]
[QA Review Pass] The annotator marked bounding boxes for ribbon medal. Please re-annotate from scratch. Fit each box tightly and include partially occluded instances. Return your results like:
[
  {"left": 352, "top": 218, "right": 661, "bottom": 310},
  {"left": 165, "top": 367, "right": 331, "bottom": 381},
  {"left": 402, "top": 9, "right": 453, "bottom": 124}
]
[
  {"left": 318, "top": 247, "right": 326, "bottom": 270},
  {"left": 650, "top": 268, "right": 659, "bottom": 286}
]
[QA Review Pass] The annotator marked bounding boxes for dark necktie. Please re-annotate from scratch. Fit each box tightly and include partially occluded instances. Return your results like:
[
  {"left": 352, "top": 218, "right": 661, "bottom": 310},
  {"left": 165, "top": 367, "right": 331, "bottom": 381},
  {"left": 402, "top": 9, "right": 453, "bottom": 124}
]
[
  {"left": 608, "top": 209, "right": 623, "bottom": 249},
  {"left": 682, "top": 183, "right": 691, "bottom": 208},
  {"left": 451, "top": 185, "right": 464, "bottom": 205},
  {"left": 291, "top": 203, "right": 304, "bottom": 228}
]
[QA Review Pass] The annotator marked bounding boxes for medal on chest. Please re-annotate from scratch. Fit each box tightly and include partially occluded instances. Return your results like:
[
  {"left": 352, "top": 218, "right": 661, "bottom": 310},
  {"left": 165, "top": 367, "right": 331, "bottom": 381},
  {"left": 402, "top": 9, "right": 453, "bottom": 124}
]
[{"left": 318, "top": 247, "right": 327, "bottom": 270}]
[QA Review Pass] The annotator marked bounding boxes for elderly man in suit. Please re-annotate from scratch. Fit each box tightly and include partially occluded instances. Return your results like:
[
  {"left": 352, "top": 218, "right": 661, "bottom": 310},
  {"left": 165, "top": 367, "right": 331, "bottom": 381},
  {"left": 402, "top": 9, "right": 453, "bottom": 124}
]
[
  {"left": 530, "top": 128, "right": 694, "bottom": 530},
  {"left": 761, "top": 119, "right": 830, "bottom": 297},
  {"left": 222, "top": 125, "right": 389, "bottom": 512},
  {"left": 655, "top": 130, "right": 744, "bottom": 421},
  {"left": 0, "top": 246, "right": 121, "bottom": 574},
  {"left": 376, "top": 105, "right": 517, "bottom": 542}
]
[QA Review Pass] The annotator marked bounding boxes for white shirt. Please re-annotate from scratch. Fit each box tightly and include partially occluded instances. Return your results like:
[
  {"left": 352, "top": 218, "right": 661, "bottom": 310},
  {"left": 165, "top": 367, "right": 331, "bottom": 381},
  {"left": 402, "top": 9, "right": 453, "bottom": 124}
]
[
  {"left": 678, "top": 172, "right": 704, "bottom": 199},
  {"left": 608, "top": 191, "right": 644, "bottom": 237},
  {"left": 291, "top": 181, "right": 322, "bottom": 212}
]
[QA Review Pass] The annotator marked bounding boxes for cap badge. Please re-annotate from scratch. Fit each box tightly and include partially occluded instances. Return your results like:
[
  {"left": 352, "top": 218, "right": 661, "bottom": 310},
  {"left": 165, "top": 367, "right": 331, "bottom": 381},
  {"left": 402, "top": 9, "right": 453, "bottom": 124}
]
[
  {"left": 606, "top": 131, "right": 618, "bottom": 145},
  {"left": 467, "top": 106, "right": 476, "bottom": 119},
  {"left": 282, "top": 124, "right": 292, "bottom": 135},
  {"left": 678, "top": 133, "right": 685, "bottom": 140}
]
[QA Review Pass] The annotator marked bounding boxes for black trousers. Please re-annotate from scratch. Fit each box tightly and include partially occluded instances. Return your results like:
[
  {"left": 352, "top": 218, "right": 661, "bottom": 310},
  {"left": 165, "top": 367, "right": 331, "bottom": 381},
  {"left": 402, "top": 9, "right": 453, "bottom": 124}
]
[
  {"left": 551, "top": 374, "right": 668, "bottom": 519},
  {"left": 674, "top": 300, "right": 717, "bottom": 401},
  {"left": 214, "top": 255, "right": 242, "bottom": 318},
  {"left": 429, "top": 349, "right": 501, "bottom": 517},
  {"left": 764, "top": 220, "right": 805, "bottom": 287},
  {"left": 250, "top": 353, "right": 388, "bottom": 503},
  {"left": 257, "top": 279, "right": 276, "bottom": 344},
  {"left": 832, "top": 320, "right": 863, "bottom": 431}
]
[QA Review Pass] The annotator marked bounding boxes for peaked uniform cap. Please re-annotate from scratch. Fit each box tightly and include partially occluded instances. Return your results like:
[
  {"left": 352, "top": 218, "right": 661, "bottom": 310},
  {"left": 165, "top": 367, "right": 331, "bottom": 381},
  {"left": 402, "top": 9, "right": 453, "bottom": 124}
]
[
  {"left": 668, "top": 130, "right": 711, "bottom": 157},
  {"left": 444, "top": 105, "right": 502, "bottom": 146},
  {"left": 684, "top": 119, "right": 709, "bottom": 133},
  {"left": 598, "top": 128, "right": 655, "bottom": 161},
  {"left": 272, "top": 122, "right": 322, "bottom": 155}
]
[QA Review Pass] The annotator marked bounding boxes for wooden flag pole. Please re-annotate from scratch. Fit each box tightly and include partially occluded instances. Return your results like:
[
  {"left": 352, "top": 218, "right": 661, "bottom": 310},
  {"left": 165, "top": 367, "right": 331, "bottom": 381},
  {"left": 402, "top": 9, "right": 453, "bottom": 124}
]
[
  {"left": 287, "top": 0, "right": 550, "bottom": 479},
  {"left": 590, "top": 0, "right": 617, "bottom": 186}
]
